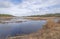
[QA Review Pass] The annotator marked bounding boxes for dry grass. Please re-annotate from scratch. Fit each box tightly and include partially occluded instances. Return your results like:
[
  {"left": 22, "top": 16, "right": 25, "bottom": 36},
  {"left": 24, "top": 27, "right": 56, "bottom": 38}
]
[
  {"left": 8, "top": 17, "right": 60, "bottom": 39},
  {"left": 24, "top": 17, "right": 57, "bottom": 20}
]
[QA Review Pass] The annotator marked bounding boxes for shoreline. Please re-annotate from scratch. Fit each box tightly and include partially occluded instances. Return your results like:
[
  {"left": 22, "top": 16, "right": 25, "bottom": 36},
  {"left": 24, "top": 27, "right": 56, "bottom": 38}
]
[{"left": 8, "top": 18, "right": 60, "bottom": 39}]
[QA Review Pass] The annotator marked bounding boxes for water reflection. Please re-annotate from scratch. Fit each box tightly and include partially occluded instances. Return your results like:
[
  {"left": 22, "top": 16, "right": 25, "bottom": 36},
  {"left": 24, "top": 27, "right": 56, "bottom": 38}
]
[{"left": 0, "top": 20, "right": 46, "bottom": 39}]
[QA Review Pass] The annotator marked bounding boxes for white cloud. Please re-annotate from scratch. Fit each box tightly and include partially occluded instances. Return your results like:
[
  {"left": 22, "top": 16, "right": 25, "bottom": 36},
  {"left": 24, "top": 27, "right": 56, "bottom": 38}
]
[{"left": 0, "top": 0, "right": 60, "bottom": 16}]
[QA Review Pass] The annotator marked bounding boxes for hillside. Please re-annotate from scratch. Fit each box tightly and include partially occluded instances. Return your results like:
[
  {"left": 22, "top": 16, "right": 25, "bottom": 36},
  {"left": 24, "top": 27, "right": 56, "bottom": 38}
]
[
  {"left": 27, "top": 13, "right": 60, "bottom": 17},
  {"left": 8, "top": 18, "right": 60, "bottom": 39},
  {"left": 0, "top": 14, "right": 14, "bottom": 17},
  {"left": 0, "top": 14, "right": 14, "bottom": 21}
]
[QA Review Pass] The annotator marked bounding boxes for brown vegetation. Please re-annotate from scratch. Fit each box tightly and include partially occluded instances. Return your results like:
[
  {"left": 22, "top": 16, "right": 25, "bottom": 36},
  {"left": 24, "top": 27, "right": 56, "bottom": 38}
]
[
  {"left": 8, "top": 18, "right": 60, "bottom": 39},
  {"left": 24, "top": 17, "right": 57, "bottom": 20}
]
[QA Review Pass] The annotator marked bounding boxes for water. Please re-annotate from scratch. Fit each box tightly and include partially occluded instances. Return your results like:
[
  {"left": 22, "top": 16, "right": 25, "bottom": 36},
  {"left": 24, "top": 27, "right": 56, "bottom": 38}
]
[{"left": 0, "top": 19, "right": 46, "bottom": 39}]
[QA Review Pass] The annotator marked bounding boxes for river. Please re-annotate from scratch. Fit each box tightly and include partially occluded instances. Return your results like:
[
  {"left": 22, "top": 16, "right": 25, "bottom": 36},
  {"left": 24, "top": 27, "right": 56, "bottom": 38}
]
[{"left": 0, "top": 18, "right": 46, "bottom": 39}]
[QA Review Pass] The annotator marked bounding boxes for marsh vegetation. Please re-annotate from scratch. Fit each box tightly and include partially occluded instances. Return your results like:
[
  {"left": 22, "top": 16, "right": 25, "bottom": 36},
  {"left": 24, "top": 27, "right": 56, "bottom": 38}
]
[{"left": 0, "top": 13, "right": 60, "bottom": 39}]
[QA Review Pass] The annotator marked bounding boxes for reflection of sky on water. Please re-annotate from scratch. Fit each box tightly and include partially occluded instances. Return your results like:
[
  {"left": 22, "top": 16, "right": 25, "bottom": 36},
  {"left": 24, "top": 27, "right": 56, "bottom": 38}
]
[{"left": 0, "top": 20, "right": 46, "bottom": 39}]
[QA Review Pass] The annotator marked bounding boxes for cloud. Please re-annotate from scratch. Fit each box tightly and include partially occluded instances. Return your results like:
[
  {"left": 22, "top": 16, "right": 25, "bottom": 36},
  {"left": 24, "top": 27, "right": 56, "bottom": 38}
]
[{"left": 0, "top": 0, "right": 60, "bottom": 16}]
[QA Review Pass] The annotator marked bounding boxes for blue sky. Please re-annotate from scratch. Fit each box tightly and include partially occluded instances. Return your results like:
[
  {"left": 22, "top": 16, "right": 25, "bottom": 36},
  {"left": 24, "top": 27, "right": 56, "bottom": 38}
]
[
  {"left": 10, "top": 0, "right": 22, "bottom": 4},
  {"left": 0, "top": 0, "right": 60, "bottom": 16}
]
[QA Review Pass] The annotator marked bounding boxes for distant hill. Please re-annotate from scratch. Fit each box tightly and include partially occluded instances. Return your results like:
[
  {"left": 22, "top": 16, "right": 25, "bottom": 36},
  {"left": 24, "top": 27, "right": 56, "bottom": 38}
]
[
  {"left": 0, "top": 14, "right": 14, "bottom": 17},
  {"left": 27, "top": 13, "right": 60, "bottom": 17}
]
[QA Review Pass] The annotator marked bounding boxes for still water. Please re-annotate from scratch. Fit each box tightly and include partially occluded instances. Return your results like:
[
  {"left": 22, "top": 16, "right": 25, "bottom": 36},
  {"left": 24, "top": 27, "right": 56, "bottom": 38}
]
[{"left": 0, "top": 19, "right": 46, "bottom": 39}]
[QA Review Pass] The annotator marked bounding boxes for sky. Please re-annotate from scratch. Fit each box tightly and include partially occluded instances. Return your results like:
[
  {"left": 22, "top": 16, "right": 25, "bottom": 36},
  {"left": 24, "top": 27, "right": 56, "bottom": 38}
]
[{"left": 0, "top": 0, "right": 60, "bottom": 16}]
